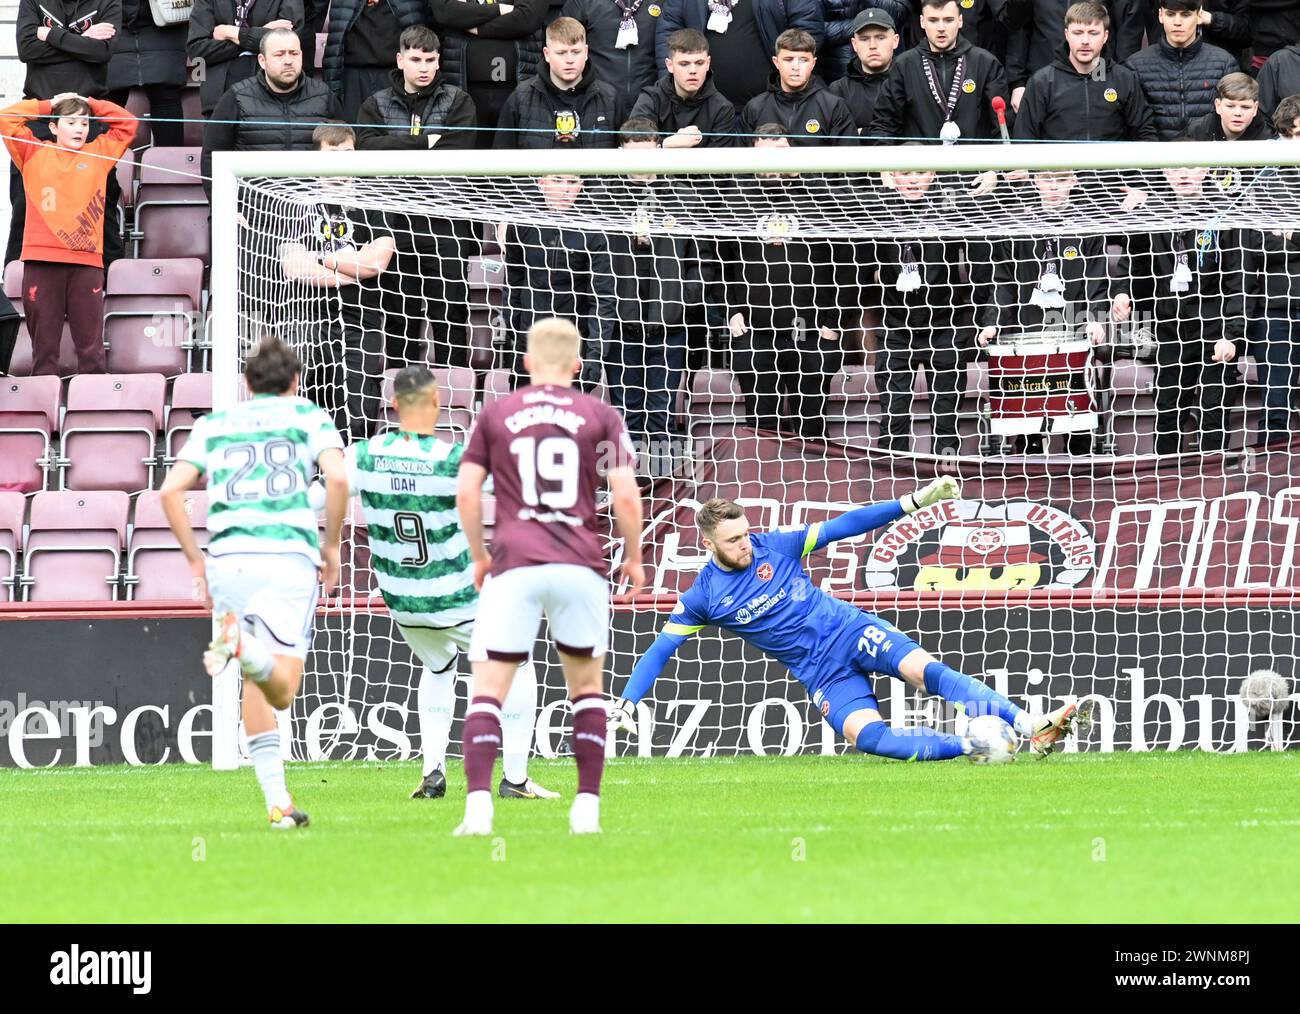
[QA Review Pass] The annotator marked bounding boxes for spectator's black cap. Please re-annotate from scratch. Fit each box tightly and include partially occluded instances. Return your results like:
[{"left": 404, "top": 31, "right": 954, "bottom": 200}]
[{"left": 851, "top": 8, "right": 896, "bottom": 34}]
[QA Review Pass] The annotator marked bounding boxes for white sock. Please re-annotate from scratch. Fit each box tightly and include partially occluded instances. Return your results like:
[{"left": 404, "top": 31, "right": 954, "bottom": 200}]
[
  {"left": 570, "top": 792, "right": 600, "bottom": 827},
  {"left": 237, "top": 628, "right": 274, "bottom": 683},
  {"left": 1013, "top": 712, "right": 1038, "bottom": 738},
  {"left": 500, "top": 659, "right": 539, "bottom": 785},
  {"left": 417, "top": 665, "right": 455, "bottom": 777},
  {"left": 464, "top": 789, "right": 493, "bottom": 825},
  {"left": 247, "top": 730, "right": 291, "bottom": 811}
]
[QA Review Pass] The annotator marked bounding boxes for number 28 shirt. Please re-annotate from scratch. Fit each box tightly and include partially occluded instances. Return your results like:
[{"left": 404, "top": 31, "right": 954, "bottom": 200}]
[{"left": 461, "top": 384, "right": 636, "bottom": 577}]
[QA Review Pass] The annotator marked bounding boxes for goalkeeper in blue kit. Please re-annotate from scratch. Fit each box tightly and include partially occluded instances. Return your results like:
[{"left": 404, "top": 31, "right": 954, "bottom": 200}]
[{"left": 610, "top": 478, "right": 1091, "bottom": 760}]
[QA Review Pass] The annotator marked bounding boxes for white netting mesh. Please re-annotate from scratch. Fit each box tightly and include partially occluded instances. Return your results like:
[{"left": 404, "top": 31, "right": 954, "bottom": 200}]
[{"left": 220, "top": 151, "right": 1300, "bottom": 758}]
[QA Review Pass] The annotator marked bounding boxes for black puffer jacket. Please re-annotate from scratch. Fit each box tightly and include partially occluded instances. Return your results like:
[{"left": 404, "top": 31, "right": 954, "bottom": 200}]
[
  {"left": 108, "top": 0, "right": 188, "bottom": 90},
  {"left": 322, "top": 0, "right": 431, "bottom": 100},
  {"left": 201, "top": 71, "right": 342, "bottom": 194},
  {"left": 562, "top": 0, "right": 662, "bottom": 107},
  {"left": 1258, "top": 42, "right": 1300, "bottom": 118},
  {"left": 820, "top": 0, "right": 911, "bottom": 80},
  {"left": 828, "top": 53, "right": 892, "bottom": 132},
  {"left": 628, "top": 73, "right": 740, "bottom": 145},
  {"left": 494, "top": 66, "right": 623, "bottom": 148},
  {"left": 1013, "top": 54, "right": 1156, "bottom": 141},
  {"left": 355, "top": 68, "right": 478, "bottom": 149},
  {"left": 188, "top": 0, "right": 304, "bottom": 113},
  {"left": 1125, "top": 32, "right": 1240, "bottom": 140},
  {"left": 16, "top": 0, "right": 122, "bottom": 98},
  {"left": 429, "top": 0, "right": 551, "bottom": 88}
]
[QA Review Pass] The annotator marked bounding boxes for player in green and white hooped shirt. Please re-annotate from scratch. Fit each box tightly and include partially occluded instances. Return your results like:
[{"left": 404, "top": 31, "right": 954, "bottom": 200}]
[
  {"left": 161, "top": 335, "right": 350, "bottom": 829},
  {"left": 333, "top": 366, "right": 556, "bottom": 801}
]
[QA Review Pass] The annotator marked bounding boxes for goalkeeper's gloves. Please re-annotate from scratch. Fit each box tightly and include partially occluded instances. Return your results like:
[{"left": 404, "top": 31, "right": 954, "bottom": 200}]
[
  {"left": 607, "top": 697, "right": 637, "bottom": 734},
  {"left": 901, "top": 475, "right": 962, "bottom": 514}
]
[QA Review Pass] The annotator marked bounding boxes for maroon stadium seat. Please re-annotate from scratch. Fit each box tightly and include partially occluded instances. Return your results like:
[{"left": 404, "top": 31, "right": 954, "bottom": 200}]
[
  {"left": 0, "top": 375, "right": 62, "bottom": 492},
  {"left": 166, "top": 372, "right": 212, "bottom": 461},
  {"left": 125, "top": 489, "right": 208, "bottom": 600},
  {"left": 105, "top": 258, "right": 204, "bottom": 375},
  {"left": 136, "top": 146, "right": 205, "bottom": 201},
  {"left": 826, "top": 366, "right": 874, "bottom": 445},
  {"left": 135, "top": 204, "right": 211, "bottom": 263},
  {"left": 466, "top": 309, "right": 497, "bottom": 371},
  {"left": 4, "top": 259, "right": 23, "bottom": 303},
  {"left": 21, "top": 490, "right": 128, "bottom": 601},
  {"left": 60, "top": 374, "right": 165, "bottom": 493},
  {"left": 124, "top": 88, "right": 152, "bottom": 149},
  {"left": 466, "top": 255, "right": 506, "bottom": 293},
  {"left": 116, "top": 153, "right": 137, "bottom": 213},
  {"left": 481, "top": 369, "right": 512, "bottom": 405},
  {"left": 0, "top": 491, "right": 23, "bottom": 601}
]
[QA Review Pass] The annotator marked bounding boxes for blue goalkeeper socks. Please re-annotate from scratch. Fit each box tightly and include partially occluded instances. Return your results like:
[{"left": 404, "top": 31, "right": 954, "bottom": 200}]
[
  {"left": 856, "top": 721, "right": 966, "bottom": 761},
  {"left": 923, "top": 661, "right": 1026, "bottom": 729}
]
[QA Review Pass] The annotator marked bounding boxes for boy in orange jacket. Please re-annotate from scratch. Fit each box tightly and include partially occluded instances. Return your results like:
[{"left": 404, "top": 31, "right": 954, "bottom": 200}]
[{"left": 0, "top": 94, "right": 136, "bottom": 375}]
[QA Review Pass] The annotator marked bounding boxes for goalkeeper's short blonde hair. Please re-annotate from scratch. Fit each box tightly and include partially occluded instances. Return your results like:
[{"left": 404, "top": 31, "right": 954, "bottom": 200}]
[{"left": 527, "top": 318, "right": 581, "bottom": 369}]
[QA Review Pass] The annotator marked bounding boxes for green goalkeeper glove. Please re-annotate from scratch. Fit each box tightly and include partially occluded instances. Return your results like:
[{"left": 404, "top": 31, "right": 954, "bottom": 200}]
[
  {"left": 607, "top": 697, "right": 637, "bottom": 734},
  {"left": 901, "top": 475, "right": 962, "bottom": 514}
]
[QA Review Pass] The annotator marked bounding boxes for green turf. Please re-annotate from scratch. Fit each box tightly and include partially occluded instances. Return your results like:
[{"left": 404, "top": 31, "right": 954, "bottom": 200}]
[{"left": 2, "top": 752, "right": 1297, "bottom": 922}]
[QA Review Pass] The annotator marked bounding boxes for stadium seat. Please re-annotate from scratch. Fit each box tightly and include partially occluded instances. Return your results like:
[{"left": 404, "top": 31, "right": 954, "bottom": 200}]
[
  {"left": 116, "top": 153, "right": 137, "bottom": 217},
  {"left": 60, "top": 374, "right": 166, "bottom": 493},
  {"left": 21, "top": 490, "right": 129, "bottom": 601},
  {"left": 481, "top": 369, "right": 512, "bottom": 405},
  {"left": 124, "top": 489, "right": 207, "bottom": 600},
  {"left": 165, "top": 372, "right": 212, "bottom": 461},
  {"left": 123, "top": 88, "right": 152, "bottom": 149},
  {"left": 3, "top": 260, "right": 23, "bottom": 304},
  {"left": 104, "top": 258, "right": 204, "bottom": 375},
  {"left": 0, "top": 375, "right": 62, "bottom": 492},
  {"left": 136, "top": 147, "right": 206, "bottom": 202},
  {"left": 135, "top": 203, "right": 211, "bottom": 263},
  {"left": 826, "top": 366, "right": 875, "bottom": 445},
  {"left": 0, "top": 491, "right": 23, "bottom": 601},
  {"left": 467, "top": 255, "right": 506, "bottom": 294},
  {"left": 466, "top": 310, "right": 497, "bottom": 371}
]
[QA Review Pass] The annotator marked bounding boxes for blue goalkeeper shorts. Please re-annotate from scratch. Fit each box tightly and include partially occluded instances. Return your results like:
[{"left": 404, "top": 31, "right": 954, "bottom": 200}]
[{"left": 808, "top": 615, "right": 924, "bottom": 736}]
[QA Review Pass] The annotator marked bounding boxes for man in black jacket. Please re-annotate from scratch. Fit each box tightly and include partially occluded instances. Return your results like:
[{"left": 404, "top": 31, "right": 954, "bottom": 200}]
[
  {"left": 1258, "top": 40, "right": 1300, "bottom": 120},
  {"left": 1001, "top": 0, "right": 1148, "bottom": 103},
  {"left": 869, "top": 0, "right": 1011, "bottom": 142},
  {"left": 1191, "top": 0, "right": 1254, "bottom": 66},
  {"left": 356, "top": 26, "right": 479, "bottom": 370},
  {"left": 187, "top": 0, "right": 303, "bottom": 115},
  {"left": 1013, "top": 1, "right": 1156, "bottom": 140},
  {"left": 201, "top": 28, "right": 343, "bottom": 196},
  {"left": 1125, "top": 0, "right": 1239, "bottom": 139},
  {"left": 602, "top": 119, "right": 703, "bottom": 467},
  {"left": 562, "top": 0, "right": 663, "bottom": 108},
  {"left": 629, "top": 27, "right": 739, "bottom": 145},
  {"left": 426, "top": 0, "right": 550, "bottom": 140},
  {"left": 655, "top": 0, "right": 825, "bottom": 109},
  {"left": 724, "top": 129, "right": 845, "bottom": 437},
  {"left": 502, "top": 174, "right": 617, "bottom": 389},
  {"left": 356, "top": 26, "right": 477, "bottom": 149},
  {"left": 829, "top": 7, "right": 900, "bottom": 133},
  {"left": 741, "top": 28, "right": 858, "bottom": 142},
  {"left": 495, "top": 16, "right": 624, "bottom": 147},
  {"left": 848, "top": 168, "right": 996, "bottom": 455},
  {"left": 13, "top": 0, "right": 123, "bottom": 266},
  {"left": 1186, "top": 71, "right": 1274, "bottom": 139},
  {"left": 1123, "top": 159, "right": 1247, "bottom": 455},
  {"left": 323, "top": 0, "right": 433, "bottom": 121}
]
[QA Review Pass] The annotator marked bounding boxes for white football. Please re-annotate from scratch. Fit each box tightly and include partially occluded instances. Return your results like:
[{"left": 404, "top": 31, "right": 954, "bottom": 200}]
[{"left": 965, "top": 715, "right": 1018, "bottom": 765}]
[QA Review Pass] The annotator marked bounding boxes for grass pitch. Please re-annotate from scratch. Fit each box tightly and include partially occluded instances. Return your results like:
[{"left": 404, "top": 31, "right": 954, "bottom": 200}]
[{"left": 2, "top": 752, "right": 1297, "bottom": 922}]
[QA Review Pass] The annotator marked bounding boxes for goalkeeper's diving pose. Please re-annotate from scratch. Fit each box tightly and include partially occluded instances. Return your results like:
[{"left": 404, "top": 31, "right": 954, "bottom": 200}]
[{"left": 610, "top": 478, "right": 1092, "bottom": 760}]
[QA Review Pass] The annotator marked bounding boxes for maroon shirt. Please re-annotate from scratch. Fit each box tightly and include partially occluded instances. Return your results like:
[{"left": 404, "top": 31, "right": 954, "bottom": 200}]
[{"left": 462, "top": 383, "right": 636, "bottom": 576}]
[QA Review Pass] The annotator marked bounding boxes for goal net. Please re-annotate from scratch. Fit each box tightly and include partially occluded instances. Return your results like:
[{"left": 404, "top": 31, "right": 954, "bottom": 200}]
[{"left": 210, "top": 143, "right": 1300, "bottom": 764}]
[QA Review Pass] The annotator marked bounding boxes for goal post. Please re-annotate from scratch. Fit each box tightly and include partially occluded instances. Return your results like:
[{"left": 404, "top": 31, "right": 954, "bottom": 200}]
[{"left": 208, "top": 141, "right": 1300, "bottom": 768}]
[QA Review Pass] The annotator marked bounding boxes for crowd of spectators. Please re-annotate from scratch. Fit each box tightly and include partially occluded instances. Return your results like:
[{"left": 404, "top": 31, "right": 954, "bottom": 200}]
[{"left": 5, "top": 0, "right": 1300, "bottom": 463}]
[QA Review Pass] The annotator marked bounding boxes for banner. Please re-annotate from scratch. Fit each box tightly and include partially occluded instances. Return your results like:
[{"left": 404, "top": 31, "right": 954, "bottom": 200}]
[
  {"left": 636, "top": 430, "right": 1300, "bottom": 596},
  {"left": 3, "top": 606, "right": 1293, "bottom": 765}
]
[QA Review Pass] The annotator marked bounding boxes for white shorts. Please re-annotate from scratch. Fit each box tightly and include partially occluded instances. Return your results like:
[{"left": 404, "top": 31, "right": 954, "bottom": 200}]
[
  {"left": 468, "top": 564, "right": 609, "bottom": 662},
  {"left": 207, "top": 553, "right": 319, "bottom": 660},
  {"left": 398, "top": 622, "right": 474, "bottom": 674}
]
